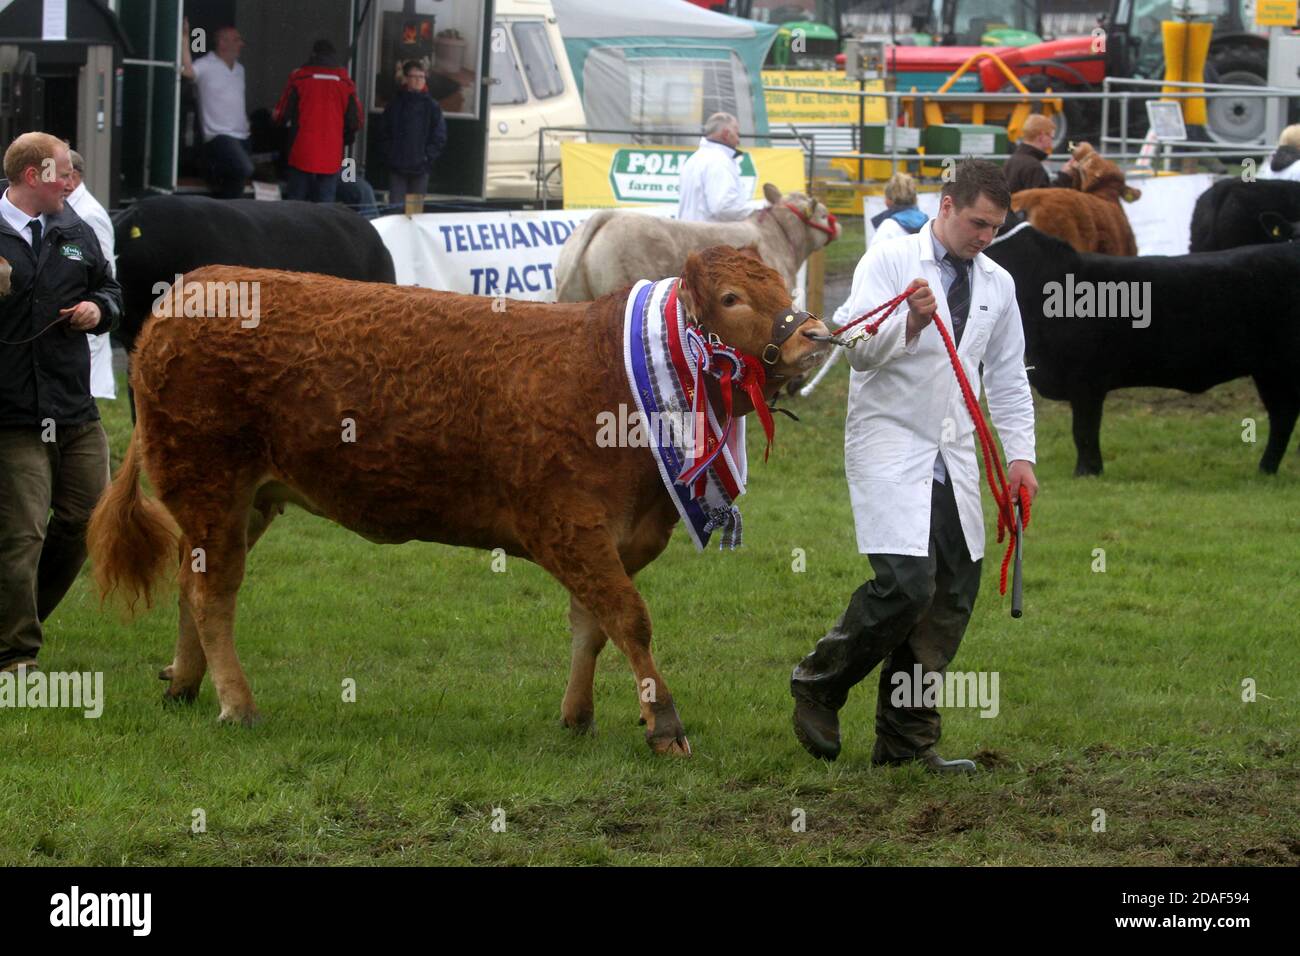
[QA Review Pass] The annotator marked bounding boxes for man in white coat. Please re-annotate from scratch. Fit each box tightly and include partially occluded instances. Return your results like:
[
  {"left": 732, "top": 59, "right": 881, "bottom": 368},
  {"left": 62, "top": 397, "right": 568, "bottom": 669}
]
[
  {"left": 64, "top": 150, "right": 116, "bottom": 401},
  {"left": 676, "top": 112, "right": 751, "bottom": 223},
  {"left": 791, "top": 160, "right": 1039, "bottom": 771}
]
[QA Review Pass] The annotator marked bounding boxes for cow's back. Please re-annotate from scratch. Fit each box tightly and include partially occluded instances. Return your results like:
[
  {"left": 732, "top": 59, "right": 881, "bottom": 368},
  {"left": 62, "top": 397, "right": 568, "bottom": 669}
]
[
  {"left": 563, "top": 212, "right": 761, "bottom": 300},
  {"left": 133, "top": 267, "right": 646, "bottom": 547},
  {"left": 114, "top": 196, "right": 396, "bottom": 348}
]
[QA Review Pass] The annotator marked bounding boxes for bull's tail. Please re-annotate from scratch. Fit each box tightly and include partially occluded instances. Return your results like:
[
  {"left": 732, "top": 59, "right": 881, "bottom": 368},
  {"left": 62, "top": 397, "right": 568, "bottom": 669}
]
[
  {"left": 87, "top": 430, "right": 178, "bottom": 613},
  {"left": 555, "top": 210, "right": 615, "bottom": 302}
]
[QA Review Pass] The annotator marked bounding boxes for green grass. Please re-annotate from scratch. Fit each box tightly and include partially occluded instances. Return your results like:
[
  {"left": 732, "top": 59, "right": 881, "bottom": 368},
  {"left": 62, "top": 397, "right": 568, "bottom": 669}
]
[{"left": 2, "top": 351, "right": 1296, "bottom": 866}]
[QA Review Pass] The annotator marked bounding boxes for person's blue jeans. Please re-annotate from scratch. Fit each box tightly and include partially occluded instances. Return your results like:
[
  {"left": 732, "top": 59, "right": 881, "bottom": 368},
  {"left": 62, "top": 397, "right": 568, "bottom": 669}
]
[
  {"left": 205, "top": 135, "right": 253, "bottom": 199},
  {"left": 285, "top": 167, "right": 339, "bottom": 203}
]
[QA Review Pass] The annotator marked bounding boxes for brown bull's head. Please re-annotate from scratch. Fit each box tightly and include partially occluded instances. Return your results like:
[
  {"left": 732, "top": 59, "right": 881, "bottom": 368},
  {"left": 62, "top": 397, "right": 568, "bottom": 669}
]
[
  {"left": 1072, "top": 141, "right": 1142, "bottom": 203},
  {"left": 676, "top": 245, "right": 832, "bottom": 390}
]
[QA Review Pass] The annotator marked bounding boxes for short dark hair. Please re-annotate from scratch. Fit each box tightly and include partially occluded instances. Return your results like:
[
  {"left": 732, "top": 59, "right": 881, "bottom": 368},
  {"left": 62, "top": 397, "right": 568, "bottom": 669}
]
[
  {"left": 312, "top": 39, "right": 336, "bottom": 58},
  {"left": 941, "top": 158, "right": 1011, "bottom": 212},
  {"left": 402, "top": 59, "right": 425, "bottom": 75}
]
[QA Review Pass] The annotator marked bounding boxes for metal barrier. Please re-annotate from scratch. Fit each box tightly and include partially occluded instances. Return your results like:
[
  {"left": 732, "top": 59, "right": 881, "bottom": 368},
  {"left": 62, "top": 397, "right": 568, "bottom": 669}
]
[
  {"left": 533, "top": 126, "right": 816, "bottom": 209},
  {"left": 758, "top": 80, "right": 1300, "bottom": 179}
]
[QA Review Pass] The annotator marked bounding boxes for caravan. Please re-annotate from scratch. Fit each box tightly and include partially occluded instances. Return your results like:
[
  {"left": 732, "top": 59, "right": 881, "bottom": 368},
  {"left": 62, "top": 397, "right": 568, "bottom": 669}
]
[{"left": 486, "top": 0, "right": 586, "bottom": 201}]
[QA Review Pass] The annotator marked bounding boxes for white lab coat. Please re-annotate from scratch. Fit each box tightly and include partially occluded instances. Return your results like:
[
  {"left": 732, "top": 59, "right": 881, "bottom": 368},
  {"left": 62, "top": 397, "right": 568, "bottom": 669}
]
[
  {"left": 676, "top": 138, "right": 751, "bottom": 222},
  {"left": 840, "top": 220, "right": 1036, "bottom": 561},
  {"left": 66, "top": 182, "right": 116, "bottom": 400}
]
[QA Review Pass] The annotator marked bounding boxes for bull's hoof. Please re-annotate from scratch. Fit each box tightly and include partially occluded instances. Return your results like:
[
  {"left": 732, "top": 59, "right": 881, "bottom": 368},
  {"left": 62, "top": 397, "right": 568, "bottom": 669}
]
[
  {"left": 162, "top": 685, "right": 200, "bottom": 705},
  {"left": 647, "top": 732, "right": 692, "bottom": 756},
  {"left": 562, "top": 713, "right": 597, "bottom": 735},
  {"left": 1258, "top": 459, "right": 1280, "bottom": 475},
  {"left": 1073, "top": 464, "right": 1102, "bottom": 478},
  {"left": 217, "top": 705, "right": 262, "bottom": 728}
]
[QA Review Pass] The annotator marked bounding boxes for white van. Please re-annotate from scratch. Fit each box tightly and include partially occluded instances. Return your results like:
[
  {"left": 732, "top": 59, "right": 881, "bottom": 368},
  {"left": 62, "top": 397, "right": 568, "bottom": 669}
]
[{"left": 487, "top": 0, "right": 587, "bottom": 201}]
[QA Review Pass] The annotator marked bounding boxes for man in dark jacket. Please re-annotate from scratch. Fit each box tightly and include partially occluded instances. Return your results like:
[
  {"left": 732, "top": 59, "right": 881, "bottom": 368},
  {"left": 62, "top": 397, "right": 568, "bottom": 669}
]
[
  {"left": 0, "top": 132, "right": 122, "bottom": 673},
  {"left": 379, "top": 60, "right": 448, "bottom": 213},
  {"left": 1003, "top": 114, "right": 1076, "bottom": 194},
  {"left": 273, "top": 40, "right": 363, "bottom": 203}
]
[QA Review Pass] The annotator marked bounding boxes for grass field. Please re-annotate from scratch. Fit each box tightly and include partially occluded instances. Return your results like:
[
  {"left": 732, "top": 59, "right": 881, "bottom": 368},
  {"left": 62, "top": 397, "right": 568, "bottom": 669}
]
[{"left": 2, "top": 295, "right": 1297, "bottom": 865}]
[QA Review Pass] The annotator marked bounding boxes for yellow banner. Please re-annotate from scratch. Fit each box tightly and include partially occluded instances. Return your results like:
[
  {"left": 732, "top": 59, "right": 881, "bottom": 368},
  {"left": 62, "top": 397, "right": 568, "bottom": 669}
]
[
  {"left": 561, "top": 142, "right": 807, "bottom": 209},
  {"left": 1255, "top": 0, "right": 1297, "bottom": 25},
  {"left": 763, "top": 71, "right": 886, "bottom": 125}
]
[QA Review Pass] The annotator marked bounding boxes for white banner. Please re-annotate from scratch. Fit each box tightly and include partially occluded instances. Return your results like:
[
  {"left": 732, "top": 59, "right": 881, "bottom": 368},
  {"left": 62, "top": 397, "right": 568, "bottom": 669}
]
[
  {"left": 862, "top": 173, "right": 1216, "bottom": 257},
  {"left": 371, "top": 206, "right": 805, "bottom": 305}
]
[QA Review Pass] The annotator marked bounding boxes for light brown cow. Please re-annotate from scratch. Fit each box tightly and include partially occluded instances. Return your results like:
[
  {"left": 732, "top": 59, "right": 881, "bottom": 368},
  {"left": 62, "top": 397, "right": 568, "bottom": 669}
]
[
  {"left": 1012, "top": 142, "right": 1143, "bottom": 255},
  {"left": 555, "top": 184, "right": 838, "bottom": 301},
  {"left": 87, "top": 247, "right": 831, "bottom": 755}
]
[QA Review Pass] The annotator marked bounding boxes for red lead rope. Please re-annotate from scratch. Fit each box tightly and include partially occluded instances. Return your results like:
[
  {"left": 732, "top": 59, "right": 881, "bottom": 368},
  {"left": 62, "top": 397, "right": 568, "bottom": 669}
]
[{"left": 835, "top": 288, "right": 1032, "bottom": 596}]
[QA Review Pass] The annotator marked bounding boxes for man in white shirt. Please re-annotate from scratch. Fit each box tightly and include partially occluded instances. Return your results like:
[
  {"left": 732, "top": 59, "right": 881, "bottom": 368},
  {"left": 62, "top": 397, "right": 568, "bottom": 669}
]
[
  {"left": 790, "top": 160, "right": 1039, "bottom": 772},
  {"left": 64, "top": 150, "right": 116, "bottom": 400},
  {"left": 181, "top": 20, "right": 253, "bottom": 198},
  {"left": 676, "top": 112, "right": 752, "bottom": 222}
]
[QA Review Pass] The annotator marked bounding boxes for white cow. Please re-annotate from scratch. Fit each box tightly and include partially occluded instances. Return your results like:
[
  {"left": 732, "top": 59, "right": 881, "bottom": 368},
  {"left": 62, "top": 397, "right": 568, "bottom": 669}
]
[{"left": 555, "top": 184, "right": 838, "bottom": 302}]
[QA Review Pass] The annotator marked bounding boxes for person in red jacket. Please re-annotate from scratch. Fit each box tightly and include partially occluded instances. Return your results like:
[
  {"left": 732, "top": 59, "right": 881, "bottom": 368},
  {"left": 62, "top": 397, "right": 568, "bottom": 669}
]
[{"left": 273, "top": 39, "right": 362, "bottom": 203}]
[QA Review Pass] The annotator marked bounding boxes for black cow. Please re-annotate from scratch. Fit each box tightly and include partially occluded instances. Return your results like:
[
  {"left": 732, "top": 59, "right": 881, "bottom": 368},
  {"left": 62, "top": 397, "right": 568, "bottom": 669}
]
[
  {"left": 1189, "top": 178, "right": 1300, "bottom": 252},
  {"left": 113, "top": 196, "right": 396, "bottom": 353},
  {"left": 987, "top": 221, "right": 1300, "bottom": 476}
]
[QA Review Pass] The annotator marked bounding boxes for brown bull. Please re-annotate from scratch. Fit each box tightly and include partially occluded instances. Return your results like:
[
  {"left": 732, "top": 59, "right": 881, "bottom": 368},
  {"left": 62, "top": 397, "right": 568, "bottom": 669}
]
[
  {"left": 1012, "top": 142, "right": 1143, "bottom": 255},
  {"left": 87, "top": 247, "right": 830, "bottom": 755}
]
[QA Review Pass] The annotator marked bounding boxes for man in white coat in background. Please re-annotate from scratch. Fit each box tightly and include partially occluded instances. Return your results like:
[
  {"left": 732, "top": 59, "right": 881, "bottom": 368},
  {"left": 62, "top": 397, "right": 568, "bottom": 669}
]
[
  {"left": 676, "top": 112, "right": 752, "bottom": 223},
  {"left": 64, "top": 149, "right": 116, "bottom": 401},
  {"left": 790, "top": 159, "right": 1039, "bottom": 771}
]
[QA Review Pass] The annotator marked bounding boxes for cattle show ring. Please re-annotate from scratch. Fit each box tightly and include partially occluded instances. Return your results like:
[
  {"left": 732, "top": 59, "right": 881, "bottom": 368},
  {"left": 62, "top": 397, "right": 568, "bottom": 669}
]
[{"left": 1, "top": 2, "right": 1297, "bottom": 917}]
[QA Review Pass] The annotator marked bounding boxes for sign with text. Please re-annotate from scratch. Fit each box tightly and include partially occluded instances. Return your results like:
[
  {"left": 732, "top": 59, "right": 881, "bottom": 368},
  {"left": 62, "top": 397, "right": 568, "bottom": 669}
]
[{"left": 562, "top": 142, "right": 806, "bottom": 209}]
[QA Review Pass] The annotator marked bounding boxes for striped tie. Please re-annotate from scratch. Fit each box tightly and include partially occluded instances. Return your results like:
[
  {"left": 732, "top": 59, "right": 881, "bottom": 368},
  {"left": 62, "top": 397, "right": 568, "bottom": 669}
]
[{"left": 944, "top": 252, "right": 970, "bottom": 346}]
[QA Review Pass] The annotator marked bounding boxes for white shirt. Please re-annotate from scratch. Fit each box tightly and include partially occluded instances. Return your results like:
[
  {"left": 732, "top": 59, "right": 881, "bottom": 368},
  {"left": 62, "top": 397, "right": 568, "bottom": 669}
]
[
  {"left": 67, "top": 182, "right": 117, "bottom": 400},
  {"left": 839, "top": 219, "right": 1036, "bottom": 560},
  {"left": 0, "top": 190, "right": 46, "bottom": 247},
  {"left": 191, "top": 53, "right": 250, "bottom": 141},
  {"left": 676, "top": 138, "right": 751, "bottom": 222}
]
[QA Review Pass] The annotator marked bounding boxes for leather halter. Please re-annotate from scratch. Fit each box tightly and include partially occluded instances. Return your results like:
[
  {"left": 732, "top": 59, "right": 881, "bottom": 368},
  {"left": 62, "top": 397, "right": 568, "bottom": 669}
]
[
  {"left": 763, "top": 306, "right": 817, "bottom": 368},
  {"left": 681, "top": 295, "right": 817, "bottom": 375}
]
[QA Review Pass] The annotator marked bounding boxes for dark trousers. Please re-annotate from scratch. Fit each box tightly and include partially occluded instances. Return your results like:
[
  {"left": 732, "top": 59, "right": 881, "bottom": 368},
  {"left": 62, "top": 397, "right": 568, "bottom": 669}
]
[
  {"left": 791, "top": 477, "right": 982, "bottom": 760},
  {"left": 285, "top": 167, "right": 340, "bottom": 203},
  {"left": 388, "top": 170, "right": 429, "bottom": 213},
  {"left": 205, "top": 135, "right": 254, "bottom": 199},
  {"left": 0, "top": 422, "right": 110, "bottom": 667}
]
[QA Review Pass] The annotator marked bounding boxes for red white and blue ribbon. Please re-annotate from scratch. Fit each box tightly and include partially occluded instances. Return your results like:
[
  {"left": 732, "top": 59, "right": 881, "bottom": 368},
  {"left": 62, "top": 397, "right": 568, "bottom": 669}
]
[{"left": 623, "top": 277, "right": 749, "bottom": 550}]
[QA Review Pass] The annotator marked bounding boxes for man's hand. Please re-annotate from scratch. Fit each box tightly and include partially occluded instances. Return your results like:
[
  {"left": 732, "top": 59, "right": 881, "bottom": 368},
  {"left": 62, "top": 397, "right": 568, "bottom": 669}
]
[
  {"left": 1008, "top": 459, "right": 1038, "bottom": 504},
  {"left": 905, "top": 278, "right": 935, "bottom": 343},
  {"left": 60, "top": 301, "right": 102, "bottom": 332}
]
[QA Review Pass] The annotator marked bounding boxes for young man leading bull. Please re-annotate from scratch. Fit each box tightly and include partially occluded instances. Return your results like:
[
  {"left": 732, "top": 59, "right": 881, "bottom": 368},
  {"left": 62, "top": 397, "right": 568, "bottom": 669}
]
[{"left": 790, "top": 159, "right": 1039, "bottom": 771}]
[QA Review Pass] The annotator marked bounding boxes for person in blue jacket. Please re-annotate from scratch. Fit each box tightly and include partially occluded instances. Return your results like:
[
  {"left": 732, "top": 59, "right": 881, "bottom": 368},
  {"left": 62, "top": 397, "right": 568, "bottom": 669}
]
[{"left": 379, "top": 60, "right": 448, "bottom": 213}]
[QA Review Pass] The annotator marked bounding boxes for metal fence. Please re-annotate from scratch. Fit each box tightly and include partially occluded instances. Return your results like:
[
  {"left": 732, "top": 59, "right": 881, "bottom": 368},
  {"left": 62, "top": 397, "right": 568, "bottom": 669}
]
[{"left": 759, "top": 79, "right": 1300, "bottom": 178}]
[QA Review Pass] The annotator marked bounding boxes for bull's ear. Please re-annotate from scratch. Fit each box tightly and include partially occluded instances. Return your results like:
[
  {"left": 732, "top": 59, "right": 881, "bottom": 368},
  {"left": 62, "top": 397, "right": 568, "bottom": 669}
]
[
  {"left": 677, "top": 252, "right": 708, "bottom": 320},
  {"left": 738, "top": 243, "right": 764, "bottom": 262},
  {"left": 1122, "top": 186, "right": 1141, "bottom": 202},
  {"left": 763, "top": 182, "right": 782, "bottom": 205}
]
